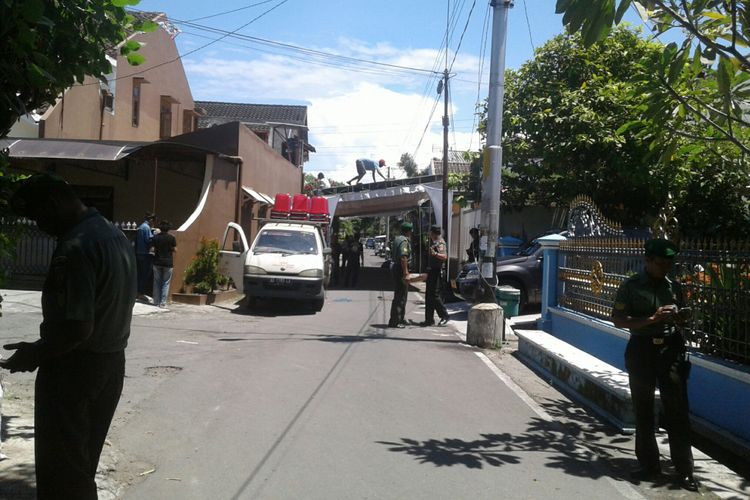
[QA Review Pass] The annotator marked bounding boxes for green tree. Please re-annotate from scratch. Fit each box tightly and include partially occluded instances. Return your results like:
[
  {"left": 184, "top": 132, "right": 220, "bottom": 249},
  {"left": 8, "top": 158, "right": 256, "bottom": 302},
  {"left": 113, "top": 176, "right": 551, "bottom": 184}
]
[
  {"left": 398, "top": 152, "right": 419, "bottom": 177},
  {"left": 556, "top": 0, "right": 750, "bottom": 157},
  {"left": 483, "top": 27, "right": 672, "bottom": 225}
]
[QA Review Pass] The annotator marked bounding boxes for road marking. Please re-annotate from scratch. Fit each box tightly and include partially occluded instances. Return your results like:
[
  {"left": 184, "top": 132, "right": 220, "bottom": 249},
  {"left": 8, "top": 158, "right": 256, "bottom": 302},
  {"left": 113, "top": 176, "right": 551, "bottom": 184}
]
[{"left": 475, "top": 351, "right": 645, "bottom": 500}]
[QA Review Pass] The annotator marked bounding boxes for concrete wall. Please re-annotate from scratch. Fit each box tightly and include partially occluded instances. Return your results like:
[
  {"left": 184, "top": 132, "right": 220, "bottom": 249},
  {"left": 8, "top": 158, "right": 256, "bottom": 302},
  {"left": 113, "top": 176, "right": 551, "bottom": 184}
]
[
  {"left": 39, "top": 25, "right": 196, "bottom": 141},
  {"left": 543, "top": 306, "right": 750, "bottom": 446},
  {"left": 539, "top": 242, "right": 750, "bottom": 446}
]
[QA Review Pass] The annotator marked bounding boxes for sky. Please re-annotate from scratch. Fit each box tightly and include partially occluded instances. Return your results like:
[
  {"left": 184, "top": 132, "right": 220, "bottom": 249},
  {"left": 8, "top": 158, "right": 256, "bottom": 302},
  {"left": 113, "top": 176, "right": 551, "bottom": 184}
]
[{"left": 137, "top": 0, "right": 649, "bottom": 183}]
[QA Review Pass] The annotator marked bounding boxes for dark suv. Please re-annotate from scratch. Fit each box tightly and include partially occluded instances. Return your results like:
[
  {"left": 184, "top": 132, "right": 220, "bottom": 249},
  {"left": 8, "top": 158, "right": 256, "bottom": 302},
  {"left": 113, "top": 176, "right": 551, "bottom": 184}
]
[{"left": 455, "top": 239, "right": 544, "bottom": 309}]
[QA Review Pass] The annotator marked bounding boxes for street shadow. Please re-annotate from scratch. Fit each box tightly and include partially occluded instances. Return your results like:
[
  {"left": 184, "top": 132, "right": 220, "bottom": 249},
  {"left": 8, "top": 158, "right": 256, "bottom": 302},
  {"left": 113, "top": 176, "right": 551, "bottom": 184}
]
[
  {"left": 0, "top": 460, "right": 36, "bottom": 499},
  {"left": 224, "top": 300, "right": 317, "bottom": 317},
  {"left": 378, "top": 416, "right": 618, "bottom": 479},
  {"left": 1, "top": 414, "right": 35, "bottom": 441}
]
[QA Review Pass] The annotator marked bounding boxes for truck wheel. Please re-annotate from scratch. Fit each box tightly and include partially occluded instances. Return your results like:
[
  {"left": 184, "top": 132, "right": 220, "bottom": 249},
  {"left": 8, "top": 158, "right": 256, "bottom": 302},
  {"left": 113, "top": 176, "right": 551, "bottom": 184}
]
[
  {"left": 312, "top": 298, "right": 324, "bottom": 312},
  {"left": 244, "top": 296, "right": 257, "bottom": 309}
]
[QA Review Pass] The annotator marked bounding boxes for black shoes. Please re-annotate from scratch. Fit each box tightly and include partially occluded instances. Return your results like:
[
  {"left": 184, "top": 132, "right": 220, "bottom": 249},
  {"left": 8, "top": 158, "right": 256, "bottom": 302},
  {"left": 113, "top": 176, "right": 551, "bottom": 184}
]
[
  {"left": 678, "top": 475, "right": 699, "bottom": 492},
  {"left": 418, "top": 321, "right": 435, "bottom": 327},
  {"left": 387, "top": 322, "right": 406, "bottom": 329},
  {"left": 629, "top": 467, "right": 662, "bottom": 481},
  {"left": 438, "top": 317, "right": 450, "bottom": 326}
]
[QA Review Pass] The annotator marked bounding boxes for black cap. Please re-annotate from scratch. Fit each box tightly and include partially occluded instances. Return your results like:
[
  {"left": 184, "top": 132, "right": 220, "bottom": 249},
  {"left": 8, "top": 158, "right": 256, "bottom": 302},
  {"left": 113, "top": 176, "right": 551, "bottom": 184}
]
[
  {"left": 430, "top": 225, "right": 442, "bottom": 234},
  {"left": 10, "top": 173, "right": 73, "bottom": 217},
  {"left": 644, "top": 238, "right": 679, "bottom": 258}
]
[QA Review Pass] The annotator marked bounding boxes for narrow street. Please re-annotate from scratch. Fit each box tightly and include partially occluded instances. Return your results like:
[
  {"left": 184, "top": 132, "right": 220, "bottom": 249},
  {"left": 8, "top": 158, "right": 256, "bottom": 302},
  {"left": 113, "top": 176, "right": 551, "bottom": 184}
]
[
  {"left": 0, "top": 252, "right": 745, "bottom": 499},
  {"left": 110, "top": 265, "right": 635, "bottom": 500}
]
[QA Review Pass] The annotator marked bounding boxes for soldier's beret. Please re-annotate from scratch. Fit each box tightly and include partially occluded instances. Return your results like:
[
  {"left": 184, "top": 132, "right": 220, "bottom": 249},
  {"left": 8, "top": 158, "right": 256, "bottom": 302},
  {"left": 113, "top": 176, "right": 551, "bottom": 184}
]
[
  {"left": 401, "top": 222, "right": 413, "bottom": 231},
  {"left": 644, "top": 238, "right": 679, "bottom": 258},
  {"left": 430, "top": 225, "right": 442, "bottom": 234}
]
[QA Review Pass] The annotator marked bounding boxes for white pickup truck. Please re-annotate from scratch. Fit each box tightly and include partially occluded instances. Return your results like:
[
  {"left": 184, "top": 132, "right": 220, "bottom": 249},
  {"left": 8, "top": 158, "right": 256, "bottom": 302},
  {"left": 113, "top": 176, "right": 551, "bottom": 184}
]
[{"left": 219, "top": 221, "right": 331, "bottom": 311}]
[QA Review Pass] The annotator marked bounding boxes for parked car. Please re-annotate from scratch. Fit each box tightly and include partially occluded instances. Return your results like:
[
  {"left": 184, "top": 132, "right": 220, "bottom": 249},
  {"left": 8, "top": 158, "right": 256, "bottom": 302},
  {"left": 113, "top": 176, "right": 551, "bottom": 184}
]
[
  {"left": 365, "top": 237, "right": 375, "bottom": 249},
  {"left": 456, "top": 238, "right": 544, "bottom": 309},
  {"left": 219, "top": 221, "right": 331, "bottom": 312}
]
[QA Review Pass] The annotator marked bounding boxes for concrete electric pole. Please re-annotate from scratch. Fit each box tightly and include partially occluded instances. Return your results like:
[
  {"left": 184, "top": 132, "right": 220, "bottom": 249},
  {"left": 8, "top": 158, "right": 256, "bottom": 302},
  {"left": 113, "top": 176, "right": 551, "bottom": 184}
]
[{"left": 479, "top": 0, "right": 513, "bottom": 302}]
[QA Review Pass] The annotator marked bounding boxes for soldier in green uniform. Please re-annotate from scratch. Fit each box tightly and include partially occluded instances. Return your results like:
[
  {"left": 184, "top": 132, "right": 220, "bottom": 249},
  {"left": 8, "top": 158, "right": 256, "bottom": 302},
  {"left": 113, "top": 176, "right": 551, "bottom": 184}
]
[
  {"left": 2, "top": 174, "right": 137, "bottom": 499},
  {"left": 420, "top": 225, "right": 450, "bottom": 326},
  {"left": 611, "top": 238, "right": 698, "bottom": 492},
  {"left": 388, "top": 222, "right": 413, "bottom": 328}
]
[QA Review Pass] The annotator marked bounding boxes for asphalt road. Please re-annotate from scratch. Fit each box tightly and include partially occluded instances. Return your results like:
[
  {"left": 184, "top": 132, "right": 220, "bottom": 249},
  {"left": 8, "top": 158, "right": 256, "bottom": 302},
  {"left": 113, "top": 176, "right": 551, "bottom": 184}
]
[{"left": 105, "top": 262, "right": 639, "bottom": 500}]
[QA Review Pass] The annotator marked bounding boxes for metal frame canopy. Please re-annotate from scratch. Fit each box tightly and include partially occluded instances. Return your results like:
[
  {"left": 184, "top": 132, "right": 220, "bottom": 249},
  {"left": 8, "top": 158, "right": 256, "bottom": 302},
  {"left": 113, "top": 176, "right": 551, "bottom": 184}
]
[{"left": 325, "top": 180, "right": 452, "bottom": 235}]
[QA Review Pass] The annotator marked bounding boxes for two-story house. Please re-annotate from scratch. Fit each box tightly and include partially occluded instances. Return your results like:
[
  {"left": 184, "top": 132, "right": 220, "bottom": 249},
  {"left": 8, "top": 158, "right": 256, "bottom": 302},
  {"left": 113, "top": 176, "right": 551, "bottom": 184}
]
[{"left": 195, "top": 101, "right": 315, "bottom": 167}]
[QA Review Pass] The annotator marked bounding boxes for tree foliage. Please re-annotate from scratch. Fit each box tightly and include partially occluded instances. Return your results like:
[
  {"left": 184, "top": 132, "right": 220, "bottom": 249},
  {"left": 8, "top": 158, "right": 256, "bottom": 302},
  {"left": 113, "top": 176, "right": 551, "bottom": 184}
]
[
  {"left": 556, "top": 0, "right": 750, "bottom": 158},
  {"left": 554, "top": 1, "right": 750, "bottom": 235},
  {"left": 485, "top": 28, "right": 674, "bottom": 225},
  {"left": 398, "top": 152, "right": 419, "bottom": 177},
  {"left": 0, "top": 0, "right": 154, "bottom": 137}
]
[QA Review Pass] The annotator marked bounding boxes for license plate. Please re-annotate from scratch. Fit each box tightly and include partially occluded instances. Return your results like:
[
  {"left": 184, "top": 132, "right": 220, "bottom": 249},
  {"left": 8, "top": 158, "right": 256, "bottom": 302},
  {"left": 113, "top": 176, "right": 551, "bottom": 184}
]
[{"left": 269, "top": 278, "right": 293, "bottom": 286}]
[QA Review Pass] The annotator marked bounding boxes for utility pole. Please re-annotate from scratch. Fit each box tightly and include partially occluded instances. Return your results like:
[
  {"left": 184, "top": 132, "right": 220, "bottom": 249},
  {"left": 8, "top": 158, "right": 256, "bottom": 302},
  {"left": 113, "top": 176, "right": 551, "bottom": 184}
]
[
  {"left": 440, "top": 69, "right": 449, "bottom": 245},
  {"left": 479, "top": 0, "right": 513, "bottom": 301}
]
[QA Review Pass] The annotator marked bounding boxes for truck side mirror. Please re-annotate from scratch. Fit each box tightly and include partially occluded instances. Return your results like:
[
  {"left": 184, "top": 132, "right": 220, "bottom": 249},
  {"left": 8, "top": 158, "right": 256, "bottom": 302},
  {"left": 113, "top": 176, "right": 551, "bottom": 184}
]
[{"left": 323, "top": 247, "right": 332, "bottom": 255}]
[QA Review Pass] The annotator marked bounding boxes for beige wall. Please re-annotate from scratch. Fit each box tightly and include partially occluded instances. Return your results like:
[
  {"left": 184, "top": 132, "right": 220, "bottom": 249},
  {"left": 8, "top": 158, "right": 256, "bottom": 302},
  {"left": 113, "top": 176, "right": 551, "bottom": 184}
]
[
  {"left": 172, "top": 155, "right": 239, "bottom": 295},
  {"left": 237, "top": 124, "right": 302, "bottom": 241},
  {"left": 40, "top": 24, "right": 196, "bottom": 141}
]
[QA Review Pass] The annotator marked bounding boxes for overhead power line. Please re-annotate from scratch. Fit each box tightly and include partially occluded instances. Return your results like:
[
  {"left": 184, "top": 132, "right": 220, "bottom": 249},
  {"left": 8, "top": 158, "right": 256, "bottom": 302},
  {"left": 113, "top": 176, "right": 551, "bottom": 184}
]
[
  {"left": 186, "top": 0, "right": 278, "bottom": 22},
  {"left": 84, "top": 0, "right": 291, "bottom": 86},
  {"left": 170, "top": 18, "right": 441, "bottom": 77}
]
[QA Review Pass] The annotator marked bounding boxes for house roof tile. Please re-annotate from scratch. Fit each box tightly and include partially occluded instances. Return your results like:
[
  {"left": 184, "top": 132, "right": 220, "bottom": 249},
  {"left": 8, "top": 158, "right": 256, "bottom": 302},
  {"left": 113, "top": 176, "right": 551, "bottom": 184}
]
[{"left": 194, "top": 101, "right": 308, "bottom": 126}]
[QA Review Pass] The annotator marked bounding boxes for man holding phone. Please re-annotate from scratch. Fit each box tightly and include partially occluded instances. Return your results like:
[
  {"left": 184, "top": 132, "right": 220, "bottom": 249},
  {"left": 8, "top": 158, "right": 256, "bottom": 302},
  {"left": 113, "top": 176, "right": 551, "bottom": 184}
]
[
  {"left": 2, "top": 173, "right": 136, "bottom": 499},
  {"left": 611, "top": 238, "right": 697, "bottom": 492}
]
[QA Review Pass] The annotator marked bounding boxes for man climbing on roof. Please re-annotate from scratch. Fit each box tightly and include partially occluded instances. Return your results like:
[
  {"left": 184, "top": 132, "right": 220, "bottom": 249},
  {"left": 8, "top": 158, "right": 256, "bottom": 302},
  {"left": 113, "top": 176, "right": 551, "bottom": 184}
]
[{"left": 347, "top": 158, "right": 388, "bottom": 185}]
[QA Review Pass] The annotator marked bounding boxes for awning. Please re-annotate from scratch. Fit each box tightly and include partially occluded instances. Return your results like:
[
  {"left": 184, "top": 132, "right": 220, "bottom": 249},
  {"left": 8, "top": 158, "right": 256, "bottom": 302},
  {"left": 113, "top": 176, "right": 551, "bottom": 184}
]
[
  {"left": 242, "top": 186, "right": 273, "bottom": 204},
  {"left": 0, "top": 138, "right": 145, "bottom": 161}
]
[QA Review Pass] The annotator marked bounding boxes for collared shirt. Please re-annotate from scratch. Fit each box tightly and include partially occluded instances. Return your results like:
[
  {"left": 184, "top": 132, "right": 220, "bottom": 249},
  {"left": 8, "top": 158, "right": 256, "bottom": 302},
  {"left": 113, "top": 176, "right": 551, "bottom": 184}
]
[
  {"left": 393, "top": 234, "right": 411, "bottom": 261},
  {"left": 428, "top": 237, "right": 446, "bottom": 270},
  {"left": 612, "top": 270, "right": 682, "bottom": 337},
  {"left": 41, "top": 208, "right": 137, "bottom": 353},
  {"left": 135, "top": 220, "right": 153, "bottom": 255}
]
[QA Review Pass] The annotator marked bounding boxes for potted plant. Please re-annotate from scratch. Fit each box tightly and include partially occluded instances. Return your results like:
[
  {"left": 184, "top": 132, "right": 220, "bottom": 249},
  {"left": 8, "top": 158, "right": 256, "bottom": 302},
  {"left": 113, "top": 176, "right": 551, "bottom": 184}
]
[{"left": 173, "top": 238, "right": 230, "bottom": 305}]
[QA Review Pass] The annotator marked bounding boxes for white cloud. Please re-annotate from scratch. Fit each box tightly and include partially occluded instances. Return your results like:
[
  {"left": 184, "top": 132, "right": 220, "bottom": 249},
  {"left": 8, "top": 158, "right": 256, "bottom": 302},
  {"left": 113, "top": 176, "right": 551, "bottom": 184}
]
[{"left": 181, "top": 39, "right": 484, "bottom": 184}]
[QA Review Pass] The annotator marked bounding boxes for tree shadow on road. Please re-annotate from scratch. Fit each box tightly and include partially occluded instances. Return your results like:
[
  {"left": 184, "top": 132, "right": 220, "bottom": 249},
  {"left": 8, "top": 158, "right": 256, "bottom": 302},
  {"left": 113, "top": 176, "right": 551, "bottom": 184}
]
[
  {"left": 377, "top": 415, "right": 622, "bottom": 480},
  {"left": 0, "top": 460, "right": 35, "bottom": 499}
]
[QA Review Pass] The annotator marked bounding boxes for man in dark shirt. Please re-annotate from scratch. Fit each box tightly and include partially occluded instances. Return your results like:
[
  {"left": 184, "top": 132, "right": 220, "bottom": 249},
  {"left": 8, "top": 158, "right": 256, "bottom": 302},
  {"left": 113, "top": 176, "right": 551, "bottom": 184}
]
[
  {"left": 135, "top": 211, "right": 156, "bottom": 301},
  {"left": 2, "top": 173, "right": 136, "bottom": 499},
  {"left": 611, "top": 238, "right": 697, "bottom": 492},
  {"left": 151, "top": 220, "right": 177, "bottom": 308}
]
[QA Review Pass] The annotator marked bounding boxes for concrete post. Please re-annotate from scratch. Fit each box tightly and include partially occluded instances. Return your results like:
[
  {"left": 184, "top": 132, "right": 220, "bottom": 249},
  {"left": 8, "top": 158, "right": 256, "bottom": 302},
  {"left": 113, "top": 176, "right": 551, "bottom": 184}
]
[{"left": 538, "top": 233, "right": 566, "bottom": 329}]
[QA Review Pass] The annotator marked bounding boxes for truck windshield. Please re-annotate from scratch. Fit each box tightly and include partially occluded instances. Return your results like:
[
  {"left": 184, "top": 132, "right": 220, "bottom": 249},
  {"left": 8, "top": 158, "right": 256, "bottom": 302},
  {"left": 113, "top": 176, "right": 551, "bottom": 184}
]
[{"left": 254, "top": 230, "right": 318, "bottom": 255}]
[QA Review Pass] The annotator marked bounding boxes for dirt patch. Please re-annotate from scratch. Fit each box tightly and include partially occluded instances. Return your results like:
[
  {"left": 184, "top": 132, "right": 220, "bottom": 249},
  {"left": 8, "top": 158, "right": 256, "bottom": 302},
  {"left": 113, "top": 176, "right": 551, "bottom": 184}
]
[{"left": 144, "top": 366, "right": 183, "bottom": 377}]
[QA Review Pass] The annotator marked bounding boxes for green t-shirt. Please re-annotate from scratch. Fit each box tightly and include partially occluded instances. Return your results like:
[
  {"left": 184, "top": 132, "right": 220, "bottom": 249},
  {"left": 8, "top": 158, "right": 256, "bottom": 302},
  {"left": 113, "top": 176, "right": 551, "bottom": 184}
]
[
  {"left": 41, "top": 208, "right": 137, "bottom": 352},
  {"left": 393, "top": 234, "right": 411, "bottom": 260},
  {"left": 611, "top": 270, "right": 682, "bottom": 337}
]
